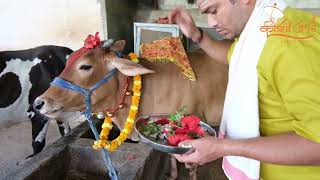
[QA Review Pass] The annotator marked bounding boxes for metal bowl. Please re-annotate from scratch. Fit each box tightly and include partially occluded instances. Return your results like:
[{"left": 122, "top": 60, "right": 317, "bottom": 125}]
[{"left": 134, "top": 114, "right": 217, "bottom": 154}]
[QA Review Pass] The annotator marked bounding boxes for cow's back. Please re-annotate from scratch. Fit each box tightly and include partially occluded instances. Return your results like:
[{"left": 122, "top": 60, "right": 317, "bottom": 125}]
[
  {"left": 0, "top": 46, "right": 72, "bottom": 128},
  {"left": 116, "top": 50, "right": 228, "bottom": 127}
]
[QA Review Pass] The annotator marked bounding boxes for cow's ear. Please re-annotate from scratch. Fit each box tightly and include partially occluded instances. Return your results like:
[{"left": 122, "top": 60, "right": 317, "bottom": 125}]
[
  {"left": 110, "top": 40, "right": 126, "bottom": 52},
  {"left": 110, "top": 57, "right": 154, "bottom": 76}
]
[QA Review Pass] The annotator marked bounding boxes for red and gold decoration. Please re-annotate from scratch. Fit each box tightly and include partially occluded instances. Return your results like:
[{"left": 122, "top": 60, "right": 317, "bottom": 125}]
[
  {"left": 93, "top": 53, "right": 142, "bottom": 151},
  {"left": 156, "top": 17, "right": 169, "bottom": 24},
  {"left": 140, "top": 37, "right": 196, "bottom": 81}
]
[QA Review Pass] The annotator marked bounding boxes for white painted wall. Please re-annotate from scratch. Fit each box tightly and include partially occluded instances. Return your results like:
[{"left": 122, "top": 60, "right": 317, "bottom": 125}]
[
  {"left": 0, "top": 0, "right": 106, "bottom": 51},
  {"left": 286, "top": 0, "right": 320, "bottom": 8}
]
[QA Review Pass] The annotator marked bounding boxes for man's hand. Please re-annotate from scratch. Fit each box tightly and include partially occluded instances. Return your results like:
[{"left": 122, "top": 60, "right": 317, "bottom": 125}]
[
  {"left": 174, "top": 132, "right": 320, "bottom": 166},
  {"left": 173, "top": 136, "right": 225, "bottom": 165},
  {"left": 169, "top": 5, "right": 232, "bottom": 65},
  {"left": 169, "top": 7, "right": 202, "bottom": 43}
]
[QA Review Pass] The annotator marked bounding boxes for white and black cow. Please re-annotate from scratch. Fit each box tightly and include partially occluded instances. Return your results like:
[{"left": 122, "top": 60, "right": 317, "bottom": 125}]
[{"left": 0, "top": 45, "right": 78, "bottom": 157}]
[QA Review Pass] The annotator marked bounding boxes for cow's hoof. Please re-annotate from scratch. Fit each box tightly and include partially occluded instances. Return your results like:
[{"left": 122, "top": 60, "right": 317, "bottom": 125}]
[{"left": 16, "top": 154, "right": 34, "bottom": 166}]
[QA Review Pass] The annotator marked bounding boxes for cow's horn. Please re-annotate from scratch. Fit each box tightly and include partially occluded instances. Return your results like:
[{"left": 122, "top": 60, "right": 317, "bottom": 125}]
[{"left": 102, "top": 39, "right": 115, "bottom": 48}]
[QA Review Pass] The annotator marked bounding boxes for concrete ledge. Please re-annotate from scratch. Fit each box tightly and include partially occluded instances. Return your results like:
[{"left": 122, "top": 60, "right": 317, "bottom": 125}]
[{"left": 3, "top": 120, "right": 227, "bottom": 180}]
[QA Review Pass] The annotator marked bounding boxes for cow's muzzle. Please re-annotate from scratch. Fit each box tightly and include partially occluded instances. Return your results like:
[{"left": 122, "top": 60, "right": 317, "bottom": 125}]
[
  {"left": 33, "top": 97, "right": 64, "bottom": 118},
  {"left": 33, "top": 98, "right": 45, "bottom": 111}
]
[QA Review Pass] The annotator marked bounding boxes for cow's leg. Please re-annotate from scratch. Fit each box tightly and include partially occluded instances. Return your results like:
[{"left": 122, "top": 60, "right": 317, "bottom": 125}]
[
  {"left": 56, "top": 120, "right": 71, "bottom": 136},
  {"left": 167, "top": 155, "right": 178, "bottom": 180},
  {"left": 28, "top": 108, "right": 50, "bottom": 157},
  {"left": 185, "top": 163, "right": 198, "bottom": 180}
]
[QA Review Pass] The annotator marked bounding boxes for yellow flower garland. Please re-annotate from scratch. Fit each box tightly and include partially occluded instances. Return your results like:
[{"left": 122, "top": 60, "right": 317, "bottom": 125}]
[{"left": 93, "top": 53, "right": 141, "bottom": 151}]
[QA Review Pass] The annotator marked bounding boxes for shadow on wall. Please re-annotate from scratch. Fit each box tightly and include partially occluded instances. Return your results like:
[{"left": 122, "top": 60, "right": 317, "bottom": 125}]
[{"left": 0, "top": 0, "right": 105, "bottom": 51}]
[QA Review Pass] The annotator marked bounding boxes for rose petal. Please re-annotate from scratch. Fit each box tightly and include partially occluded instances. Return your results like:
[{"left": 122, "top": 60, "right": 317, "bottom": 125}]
[
  {"left": 156, "top": 118, "right": 170, "bottom": 125},
  {"left": 127, "top": 154, "right": 136, "bottom": 160},
  {"left": 174, "top": 127, "right": 187, "bottom": 134},
  {"left": 162, "top": 129, "right": 170, "bottom": 134},
  {"left": 167, "top": 134, "right": 192, "bottom": 146},
  {"left": 181, "top": 115, "right": 201, "bottom": 130},
  {"left": 192, "top": 126, "right": 205, "bottom": 136}
]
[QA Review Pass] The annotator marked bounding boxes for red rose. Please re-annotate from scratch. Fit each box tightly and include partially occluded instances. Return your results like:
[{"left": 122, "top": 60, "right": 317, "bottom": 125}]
[
  {"left": 165, "top": 114, "right": 206, "bottom": 146},
  {"left": 181, "top": 115, "right": 201, "bottom": 131},
  {"left": 167, "top": 134, "right": 192, "bottom": 146},
  {"left": 174, "top": 127, "right": 187, "bottom": 134},
  {"left": 191, "top": 126, "right": 205, "bottom": 136},
  {"left": 84, "top": 32, "right": 101, "bottom": 49},
  {"left": 156, "top": 118, "right": 169, "bottom": 125}
]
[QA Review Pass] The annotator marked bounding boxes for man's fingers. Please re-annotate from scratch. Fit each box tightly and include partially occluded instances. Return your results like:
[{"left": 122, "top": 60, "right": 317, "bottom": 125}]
[
  {"left": 169, "top": 8, "right": 179, "bottom": 24},
  {"left": 178, "top": 140, "right": 194, "bottom": 147},
  {"left": 169, "top": 8, "right": 179, "bottom": 23},
  {"left": 197, "top": 0, "right": 211, "bottom": 14},
  {"left": 173, "top": 154, "right": 191, "bottom": 163},
  {"left": 173, "top": 151, "right": 200, "bottom": 164}
]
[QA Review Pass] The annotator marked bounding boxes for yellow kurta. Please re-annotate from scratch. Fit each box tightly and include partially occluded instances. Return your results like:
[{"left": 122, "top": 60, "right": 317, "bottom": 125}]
[{"left": 228, "top": 8, "right": 320, "bottom": 180}]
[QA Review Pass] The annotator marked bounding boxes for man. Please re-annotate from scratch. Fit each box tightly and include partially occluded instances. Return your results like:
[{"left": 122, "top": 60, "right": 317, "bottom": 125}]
[{"left": 169, "top": 0, "right": 320, "bottom": 179}]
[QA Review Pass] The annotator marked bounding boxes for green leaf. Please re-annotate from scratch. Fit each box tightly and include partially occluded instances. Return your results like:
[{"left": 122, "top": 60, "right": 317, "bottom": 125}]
[
  {"left": 188, "top": 131, "right": 202, "bottom": 139},
  {"left": 168, "top": 106, "right": 187, "bottom": 123},
  {"left": 142, "top": 129, "right": 151, "bottom": 136},
  {"left": 176, "top": 106, "right": 187, "bottom": 115},
  {"left": 142, "top": 121, "right": 162, "bottom": 138}
]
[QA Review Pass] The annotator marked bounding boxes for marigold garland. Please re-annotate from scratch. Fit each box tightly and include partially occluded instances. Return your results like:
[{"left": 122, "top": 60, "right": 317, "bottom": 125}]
[{"left": 93, "top": 53, "right": 141, "bottom": 151}]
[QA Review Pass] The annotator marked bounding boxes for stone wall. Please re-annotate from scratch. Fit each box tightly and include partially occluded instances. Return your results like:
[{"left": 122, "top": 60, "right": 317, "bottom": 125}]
[{"left": 105, "top": 0, "right": 138, "bottom": 54}]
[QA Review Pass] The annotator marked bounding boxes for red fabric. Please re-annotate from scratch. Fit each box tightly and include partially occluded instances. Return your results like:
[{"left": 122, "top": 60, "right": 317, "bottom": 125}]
[
  {"left": 84, "top": 32, "right": 101, "bottom": 49},
  {"left": 62, "top": 32, "right": 101, "bottom": 75}
]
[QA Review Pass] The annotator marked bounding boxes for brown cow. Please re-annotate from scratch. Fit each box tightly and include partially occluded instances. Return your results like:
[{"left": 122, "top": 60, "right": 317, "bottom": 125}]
[{"left": 35, "top": 40, "right": 228, "bottom": 179}]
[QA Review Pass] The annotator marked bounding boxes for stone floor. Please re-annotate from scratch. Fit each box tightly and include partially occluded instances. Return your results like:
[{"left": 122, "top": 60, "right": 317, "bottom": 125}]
[
  {"left": 0, "top": 121, "right": 62, "bottom": 177},
  {"left": 0, "top": 118, "right": 84, "bottom": 177}
]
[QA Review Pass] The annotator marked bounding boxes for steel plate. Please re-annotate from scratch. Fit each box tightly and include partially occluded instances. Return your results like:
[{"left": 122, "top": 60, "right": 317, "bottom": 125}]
[{"left": 134, "top": 114, "right": 216, "bottom": 154}]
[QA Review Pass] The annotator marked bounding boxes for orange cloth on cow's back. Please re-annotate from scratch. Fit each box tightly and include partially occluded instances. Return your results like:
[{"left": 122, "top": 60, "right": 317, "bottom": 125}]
[{"left": 140, "top": 37, "right": 196, "bottom": 81}]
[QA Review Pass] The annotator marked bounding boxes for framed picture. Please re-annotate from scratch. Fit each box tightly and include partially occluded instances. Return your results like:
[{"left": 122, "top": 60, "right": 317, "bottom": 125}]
[{"left": 134, "top": 22, "right": 181, "bottom": 56}]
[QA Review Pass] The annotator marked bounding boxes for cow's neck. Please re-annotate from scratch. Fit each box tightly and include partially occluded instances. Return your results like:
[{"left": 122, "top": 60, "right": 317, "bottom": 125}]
[
  {"left": 91, "top": 71, "right": 124, "bottom": 112},
  {"left": 91, "top": 72, "right": 132, "bottom": 129}
]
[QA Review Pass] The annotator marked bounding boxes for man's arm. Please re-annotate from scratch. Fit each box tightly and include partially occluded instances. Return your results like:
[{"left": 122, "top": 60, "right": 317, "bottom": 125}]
[
  {"left": 174, "top": 132, "right": 320, "bottom": 166},
  {"left": 196, "top": 31, "right": 233, "bottom": 65},
  {"left": 225, "top": 132, "right": 320, "bottom": 165},
  {"left": 169, "top": 8, "right": 232, "bottom": 64}
]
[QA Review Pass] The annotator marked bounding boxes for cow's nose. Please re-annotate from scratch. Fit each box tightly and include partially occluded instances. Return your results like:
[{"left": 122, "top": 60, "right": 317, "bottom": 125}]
[{"left": 33, "top": 98, "right": 45, "bottom": 111}]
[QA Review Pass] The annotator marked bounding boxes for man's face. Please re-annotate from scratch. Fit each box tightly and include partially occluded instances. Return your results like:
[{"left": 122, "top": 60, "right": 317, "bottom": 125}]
[{"left": 205, "top": 0, "right": 247, "bottom": 39}]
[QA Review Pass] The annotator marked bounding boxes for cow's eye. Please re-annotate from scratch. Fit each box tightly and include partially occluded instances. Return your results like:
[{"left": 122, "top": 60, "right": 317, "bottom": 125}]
[{"left": 79, "top": 65, "right": 92, "bottom": 70}]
